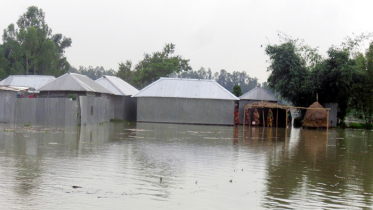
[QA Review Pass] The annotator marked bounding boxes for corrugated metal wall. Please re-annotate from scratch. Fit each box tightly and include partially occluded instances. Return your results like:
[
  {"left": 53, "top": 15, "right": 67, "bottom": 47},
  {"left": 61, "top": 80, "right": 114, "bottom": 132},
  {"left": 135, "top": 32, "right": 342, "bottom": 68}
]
[
  {"left": 238, "top": 100, "right": 257, "bottom": 124},
  {"left": 0, "top": 91, "right": 17, "bottom": 124},
  {"left": 324, "top": 103, "right": 338, "bottom": 127},
  {"left": 79, "top": 96, "right": 114, "bottom": 125},
  {"left": 14, "top": 98, "right": 79, "bottom": 126},
  {"left": 137, "top": 97, "right": 234, "bottom": 125},
  {"left": 112, "top": 96, "right": 137, "bottom": 121}
]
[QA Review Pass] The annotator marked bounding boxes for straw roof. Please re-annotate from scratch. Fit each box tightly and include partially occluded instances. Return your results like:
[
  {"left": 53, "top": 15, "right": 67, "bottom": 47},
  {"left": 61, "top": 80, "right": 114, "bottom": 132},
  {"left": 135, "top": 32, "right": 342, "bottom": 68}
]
[
  {"left": 302, "top": 102, "right": 327, "bottom": 128},
  {"left": 244, "top": 101, "right": 289, "bottom": 109}
]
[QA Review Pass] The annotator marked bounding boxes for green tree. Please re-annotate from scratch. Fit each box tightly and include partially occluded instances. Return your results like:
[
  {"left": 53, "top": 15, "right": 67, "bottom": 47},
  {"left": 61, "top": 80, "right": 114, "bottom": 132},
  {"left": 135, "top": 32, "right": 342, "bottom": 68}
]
[
  {"left": 1, "top": 6, "right": 72, "bottom": 77},
  {"left": 117, "top": 60, "right": 133, "bottom": 83},
  {"left": 265, "top": 41, "right": 313, "bottom": 108},
  {"left": 232, "top": 85, "right": 242, "bottom": 97},
  {"left": 349, "top": 43, "right": 373, "bottom": 125},
  {"left": 130, "top": 43, "right": 192, "bottom": 89}
]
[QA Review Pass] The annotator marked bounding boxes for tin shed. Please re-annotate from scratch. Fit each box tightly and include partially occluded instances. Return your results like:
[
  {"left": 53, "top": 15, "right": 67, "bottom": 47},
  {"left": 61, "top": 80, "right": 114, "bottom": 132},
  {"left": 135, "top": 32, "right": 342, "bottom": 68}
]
[
  {"left": 95, "top": 76, "right": 139, "bottom": 121},
  {"left": 132, "top": 78, "right": 239, "bottom": 125}
]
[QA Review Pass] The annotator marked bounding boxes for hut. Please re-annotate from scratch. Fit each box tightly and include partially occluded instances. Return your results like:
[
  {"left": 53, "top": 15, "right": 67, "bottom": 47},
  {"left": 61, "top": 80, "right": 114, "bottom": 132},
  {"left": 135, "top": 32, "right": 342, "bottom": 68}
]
[
  {"left": 243, "top": 101, "right": 290, "bottom": 128},
  {"left": 95, "top": 76, "right": 139, "bottom": 121},
  {"left": 238, "top": 87, "right": 280, "bottom": 124},
  {"left": 0, "top": 75, "right": 56, "bottom": 96},
  {"left": 132, "top": 77, "right": 239, "bottom": 125},
  {"left": 302, "top": 102, "right": 328, "bottom": 128},
  {"left": 38, "top": 73, "right": 112, "bottom": 98},
  {"left": 38, "top": 73, "right": 114, "bottom": 125},
  {"left": 0, "top": 75, "right": 56, "bottom": 124}
]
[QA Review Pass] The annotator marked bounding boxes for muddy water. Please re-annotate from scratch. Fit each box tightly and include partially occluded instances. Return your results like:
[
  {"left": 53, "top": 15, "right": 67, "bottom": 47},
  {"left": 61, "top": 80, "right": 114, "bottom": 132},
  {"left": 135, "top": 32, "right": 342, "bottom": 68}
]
[{"left": 0, "top": 122, "right": 372, "bottom": 209}]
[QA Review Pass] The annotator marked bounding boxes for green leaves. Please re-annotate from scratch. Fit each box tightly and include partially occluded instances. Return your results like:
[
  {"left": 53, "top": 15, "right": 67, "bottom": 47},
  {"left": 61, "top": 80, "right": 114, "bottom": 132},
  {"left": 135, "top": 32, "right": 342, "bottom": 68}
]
[
  {"left": 0, "top": 6, "right": 71, "bottom": 78},
  {"left": 116, "top": 43, "right": 192, "bottom": 89}
]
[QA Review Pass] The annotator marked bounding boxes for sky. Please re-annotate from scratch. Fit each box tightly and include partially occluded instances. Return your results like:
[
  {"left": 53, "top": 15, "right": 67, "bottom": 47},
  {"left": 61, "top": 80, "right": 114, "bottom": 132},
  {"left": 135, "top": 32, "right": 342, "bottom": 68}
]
[{"left": 1, "top": 0, "right": 373, "bottom": 82}]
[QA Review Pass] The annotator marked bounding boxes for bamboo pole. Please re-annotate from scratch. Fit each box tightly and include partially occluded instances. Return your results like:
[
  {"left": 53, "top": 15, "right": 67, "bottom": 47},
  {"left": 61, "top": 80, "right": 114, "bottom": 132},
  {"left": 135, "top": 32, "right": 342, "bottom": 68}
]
[
  {"left": 326, "top": 110, "right": 329, "bottom": 140},
  {"left": 262, "top": 109, "right": 265, "bottom": 127},
  {"left": 286, "top": 108, "right": 288, "bottom": 129}
]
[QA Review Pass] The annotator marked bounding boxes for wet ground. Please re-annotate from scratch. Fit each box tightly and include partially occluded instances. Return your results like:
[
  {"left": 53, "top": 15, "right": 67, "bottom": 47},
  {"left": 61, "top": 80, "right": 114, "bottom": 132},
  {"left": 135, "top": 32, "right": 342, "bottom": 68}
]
[{"left": 0, "top": 122, "right": 372, "bottom": 209}]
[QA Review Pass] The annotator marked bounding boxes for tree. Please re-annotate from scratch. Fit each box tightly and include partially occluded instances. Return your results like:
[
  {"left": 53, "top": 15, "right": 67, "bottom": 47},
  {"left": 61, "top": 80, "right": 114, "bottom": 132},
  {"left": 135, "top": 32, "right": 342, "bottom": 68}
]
[
  {"left": 117, "top": 60, "right": 133, "bottom": 83},
  {"left": 130, "top": 43, "right": 192, "bottom": 89},
  {"left": 232, "top": 85, "right": 242, "bottom": 97},
  {"left": 1, "top": 6, "right": 71, "bottom": 77},
  {"left": 265, "top": 41, "right": 313, "bottom": 109},
  {"left": 349, "top": 42, "right": 373, "bottom": 126}
]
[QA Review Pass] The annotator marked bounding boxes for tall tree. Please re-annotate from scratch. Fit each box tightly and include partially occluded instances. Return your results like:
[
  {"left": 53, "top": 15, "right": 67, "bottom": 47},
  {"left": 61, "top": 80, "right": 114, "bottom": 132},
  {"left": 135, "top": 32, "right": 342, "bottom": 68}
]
[
  {"left": 349, "top": 42, "right": 373, "bottom": 125},
  {"left": 131, "top": 43, "right": 192, "bottom": 89},
  {"left": 1, "top": 6, "right": 72, "bottom": 77}
]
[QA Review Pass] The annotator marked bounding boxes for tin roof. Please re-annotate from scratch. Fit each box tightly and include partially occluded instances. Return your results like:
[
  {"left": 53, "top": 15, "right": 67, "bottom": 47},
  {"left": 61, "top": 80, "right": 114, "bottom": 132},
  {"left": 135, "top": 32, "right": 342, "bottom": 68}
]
[
  {"left": 95, "top": 76, "right": 139, "bottom": 96},
  {"left": 0, "top": 75, "right": 56, "bottom": 90},
  {"left": 38, "top": 73, "right": 112, "bottom": 94},
  {"left": 132, "top": 77, "right": 239, "bottom": 100},
  {"left": 239, "top": 87, "right": 279, "bottom": 101}
]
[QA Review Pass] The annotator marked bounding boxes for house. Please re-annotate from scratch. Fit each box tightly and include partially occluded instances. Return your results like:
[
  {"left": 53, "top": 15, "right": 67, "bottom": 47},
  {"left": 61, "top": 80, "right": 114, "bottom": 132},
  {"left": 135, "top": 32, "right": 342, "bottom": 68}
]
[
  {"left": 95, "top": 76, "right": 139, "bottom": 121},
  {"left": 38, "top": 73, "right": 114, "bottom": 125},
  {"left": 132, "top": 77, "right": 239, "bottom": 125}
]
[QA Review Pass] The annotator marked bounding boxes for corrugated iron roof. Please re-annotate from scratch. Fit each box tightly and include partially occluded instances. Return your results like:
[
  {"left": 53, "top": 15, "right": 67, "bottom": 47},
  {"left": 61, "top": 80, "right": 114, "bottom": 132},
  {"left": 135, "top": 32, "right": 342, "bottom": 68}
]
[
  {"left": 38, "top": 73, "right": 112, "bottom": 94},
  {"left": 0, "top": 75, "right": 56, "bottom": 89},
  {"left": 239, "top": 87, "right": 279, "bottom": 101},
  {"left": 0, "top": 85, "right": 30, "bottom": 92},
  {"left": 132, "top": 77, "right": 239, "bottom": 100},
  {"left": 95, "top": 76, "right": 139, "bottom": 96}
]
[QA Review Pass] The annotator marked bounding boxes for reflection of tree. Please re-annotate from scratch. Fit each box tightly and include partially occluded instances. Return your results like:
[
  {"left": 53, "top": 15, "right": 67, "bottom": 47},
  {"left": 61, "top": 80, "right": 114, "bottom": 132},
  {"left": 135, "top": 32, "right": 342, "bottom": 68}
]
[{"left": 263, "top": 129, "right": 373, "bottom": 208}]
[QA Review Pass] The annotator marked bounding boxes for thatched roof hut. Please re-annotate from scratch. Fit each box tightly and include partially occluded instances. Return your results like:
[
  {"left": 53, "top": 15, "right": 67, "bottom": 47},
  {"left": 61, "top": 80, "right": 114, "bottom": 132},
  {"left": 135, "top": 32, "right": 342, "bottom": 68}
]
[{"left": 302, "top": 102, "right": 327, "bottom": 128}]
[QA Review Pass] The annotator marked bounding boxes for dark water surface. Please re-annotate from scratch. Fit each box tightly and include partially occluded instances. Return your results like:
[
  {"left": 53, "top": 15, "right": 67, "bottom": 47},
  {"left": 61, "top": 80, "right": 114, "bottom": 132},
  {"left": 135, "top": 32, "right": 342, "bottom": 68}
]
[{"left": 0, "top": 122, "right": 373, "bottom": 209}]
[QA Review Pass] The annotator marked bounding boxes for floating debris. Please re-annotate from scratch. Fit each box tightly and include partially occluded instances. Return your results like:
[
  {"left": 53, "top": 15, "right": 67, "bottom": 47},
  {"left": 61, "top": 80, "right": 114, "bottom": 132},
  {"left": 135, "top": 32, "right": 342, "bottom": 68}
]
[{"left": 72, "top": 186, "right": 82, "bottom": 189}]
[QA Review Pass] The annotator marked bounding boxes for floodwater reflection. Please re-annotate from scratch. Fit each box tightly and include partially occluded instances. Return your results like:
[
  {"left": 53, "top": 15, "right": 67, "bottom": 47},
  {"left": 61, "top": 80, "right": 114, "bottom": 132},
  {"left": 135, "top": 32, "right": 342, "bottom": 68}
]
[{"left": 0, "top": 123, "right": 373, "bottom": 209}]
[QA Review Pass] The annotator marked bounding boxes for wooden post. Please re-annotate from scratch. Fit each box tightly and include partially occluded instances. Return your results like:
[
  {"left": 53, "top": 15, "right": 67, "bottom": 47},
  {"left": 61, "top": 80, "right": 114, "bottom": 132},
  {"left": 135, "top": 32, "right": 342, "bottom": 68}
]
[
  {"left": 262, "top": 109, "right": 265, "bottom": 127},
  {"left": 326, "top": 110, "right": 329, "bottom": 141},
  {"left": 286, "top": 108, "right": 288, "bottom": 129}
]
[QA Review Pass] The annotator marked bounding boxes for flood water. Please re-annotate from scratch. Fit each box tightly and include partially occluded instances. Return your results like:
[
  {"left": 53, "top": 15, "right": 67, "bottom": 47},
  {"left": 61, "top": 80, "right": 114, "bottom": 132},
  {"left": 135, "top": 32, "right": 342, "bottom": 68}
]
[{"left": 1, "top": 122, "right": 373, "bottom": 209}]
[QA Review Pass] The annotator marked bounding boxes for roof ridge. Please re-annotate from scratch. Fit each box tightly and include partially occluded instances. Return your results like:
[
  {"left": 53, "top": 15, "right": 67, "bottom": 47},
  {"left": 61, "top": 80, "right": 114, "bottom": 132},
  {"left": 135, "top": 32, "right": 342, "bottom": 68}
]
[
  {"left": 69, "top": 74, "right": 93, "bottom": 92},
  {"left": 132, "top": 77, "right": 162, "bottom": 97},
  {"left": 105, "top": 76, "right": 126, "bottom": 95}
]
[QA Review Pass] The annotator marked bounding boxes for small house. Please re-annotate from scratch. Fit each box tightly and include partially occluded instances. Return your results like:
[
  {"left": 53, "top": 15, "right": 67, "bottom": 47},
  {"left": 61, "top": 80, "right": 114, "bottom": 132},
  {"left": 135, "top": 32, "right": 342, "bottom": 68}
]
[{"left": 132, "top": 78, "right": 239, "bottom": 125}]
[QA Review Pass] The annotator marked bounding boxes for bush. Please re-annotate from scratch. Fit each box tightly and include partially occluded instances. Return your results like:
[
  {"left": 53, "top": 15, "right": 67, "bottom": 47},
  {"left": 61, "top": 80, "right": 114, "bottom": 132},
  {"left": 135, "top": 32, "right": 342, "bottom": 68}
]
[
  {"left": 348, "top": 122, "right": 363, "bottom": 129},
  {"left": 293, "top": 116, "right": 303, "bottom": 128}
]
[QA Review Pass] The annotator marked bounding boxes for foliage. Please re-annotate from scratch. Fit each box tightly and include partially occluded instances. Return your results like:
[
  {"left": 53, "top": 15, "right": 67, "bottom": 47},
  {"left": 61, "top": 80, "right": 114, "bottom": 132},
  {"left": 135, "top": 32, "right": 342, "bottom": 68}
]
[
  {"left": 348, "top": 122, "right": 363, "bottom": 129},
  {"left": 1, "top": 6, "right": 72, "bottom": 78},
  {"left": 349, "top": 41, "right": 373, "bottom": 125},
  {"left": 265, "top": 33, "right": 371, "bottom": 121},
  {"left": 232, "top": 85, "right": 242, "bottom": 97},
  {"left": 117, "top": 43, "right": 192, "bottom": 89},
  {"left": 69, "top": 65, "right": 115, "bottom": 80},
  {"left": 265, "top": 40, "right": 313, "bottom": 109}
]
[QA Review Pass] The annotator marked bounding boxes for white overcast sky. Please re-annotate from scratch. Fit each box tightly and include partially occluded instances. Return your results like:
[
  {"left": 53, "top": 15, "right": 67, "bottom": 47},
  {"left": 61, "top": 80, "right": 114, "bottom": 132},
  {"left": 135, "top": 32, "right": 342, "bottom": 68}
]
[{"left": 1, "top": 0, "right": 373, "bottom": 82}]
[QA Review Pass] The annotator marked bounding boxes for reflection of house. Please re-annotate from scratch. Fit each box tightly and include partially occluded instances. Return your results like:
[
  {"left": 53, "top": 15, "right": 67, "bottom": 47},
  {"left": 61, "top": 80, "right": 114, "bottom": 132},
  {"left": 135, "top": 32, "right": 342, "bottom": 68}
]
[
  {"left": 132, "top": 78, "right": 239, "bottom": 125},
  {"left": 95, "top": 76, "right": 139, "bottom": 121},
  {"left": 238, "top": 87, "right": 280, "bottom": 124}
]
